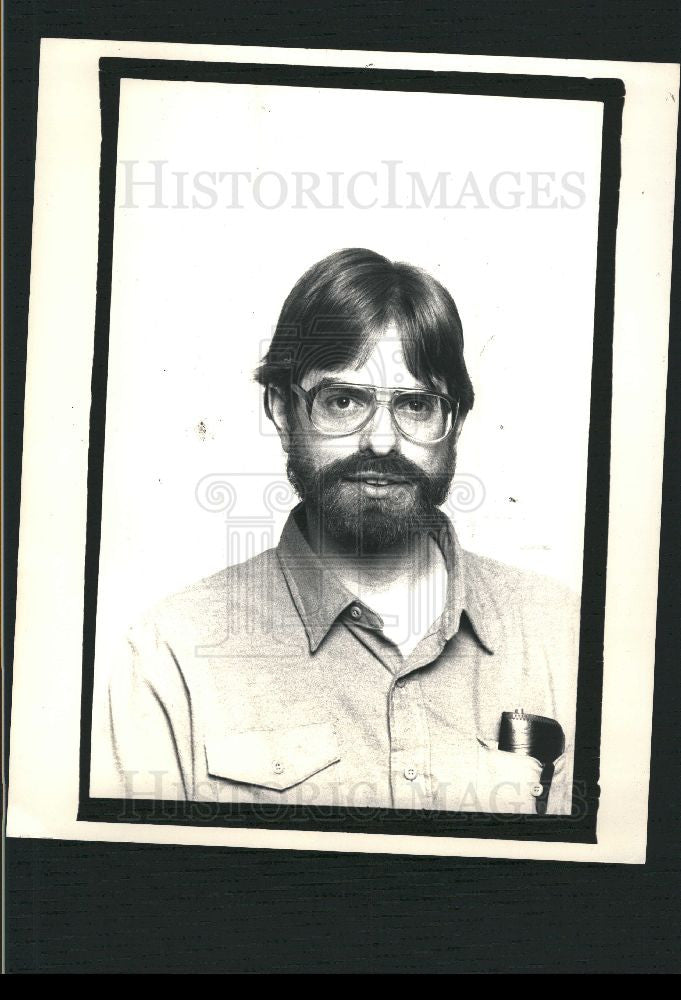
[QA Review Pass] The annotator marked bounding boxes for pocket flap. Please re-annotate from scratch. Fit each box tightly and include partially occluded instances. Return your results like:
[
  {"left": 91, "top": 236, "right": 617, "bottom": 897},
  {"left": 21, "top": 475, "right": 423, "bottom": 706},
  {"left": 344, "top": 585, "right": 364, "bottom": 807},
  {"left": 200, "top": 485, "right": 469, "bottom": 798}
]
[
  {"left": 475, "top": 738, "right": 569, "bottom": 814},
  {"left": 205, "top": 721, "right": 340, "bottom": 791}
]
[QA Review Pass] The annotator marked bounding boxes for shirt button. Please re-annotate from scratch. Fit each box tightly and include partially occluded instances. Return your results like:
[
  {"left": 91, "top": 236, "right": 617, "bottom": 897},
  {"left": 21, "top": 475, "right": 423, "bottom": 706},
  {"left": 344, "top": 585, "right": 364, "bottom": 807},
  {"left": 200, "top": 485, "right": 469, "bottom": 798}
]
[
  {"left": 395, "top": 678, "right": 406, "bottom": 688},
  {"left": 272, "top": 761, "right": 284, "bottom": 774},
  {"left": 404, "top": 766, "right": 417, "bottom": 781},
  {"left": 350, "top": 606, "right": 362, "bottom": 619},
  {"left": 530, "top": 783, "right": 543, "bottom": 797}
]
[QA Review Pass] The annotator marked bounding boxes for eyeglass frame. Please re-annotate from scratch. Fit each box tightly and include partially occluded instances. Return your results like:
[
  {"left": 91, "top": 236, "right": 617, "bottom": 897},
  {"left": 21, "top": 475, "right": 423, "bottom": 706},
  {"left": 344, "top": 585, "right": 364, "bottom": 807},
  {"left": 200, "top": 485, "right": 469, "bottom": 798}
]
[{"left": 289, "top": 378, "right": 460, "bottom": 444}]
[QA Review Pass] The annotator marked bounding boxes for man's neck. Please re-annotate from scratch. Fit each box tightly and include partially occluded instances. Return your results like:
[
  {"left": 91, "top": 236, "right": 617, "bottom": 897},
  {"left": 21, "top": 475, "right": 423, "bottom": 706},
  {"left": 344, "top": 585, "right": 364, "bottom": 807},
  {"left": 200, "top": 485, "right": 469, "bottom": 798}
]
[
  {"left": 302, "top": 502, "right": 445, "bottom": 594},
  {"left": 301, "top": 502, "right": 450, "bottom": 655}
]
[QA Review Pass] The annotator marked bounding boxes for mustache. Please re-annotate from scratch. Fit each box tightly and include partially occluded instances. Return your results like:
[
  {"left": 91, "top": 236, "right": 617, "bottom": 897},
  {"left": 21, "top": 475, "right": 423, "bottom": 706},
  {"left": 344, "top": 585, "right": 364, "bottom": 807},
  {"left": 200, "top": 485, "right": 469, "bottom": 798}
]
[{"left": 312, "top": 453, "right": 429, "bottom": 484}]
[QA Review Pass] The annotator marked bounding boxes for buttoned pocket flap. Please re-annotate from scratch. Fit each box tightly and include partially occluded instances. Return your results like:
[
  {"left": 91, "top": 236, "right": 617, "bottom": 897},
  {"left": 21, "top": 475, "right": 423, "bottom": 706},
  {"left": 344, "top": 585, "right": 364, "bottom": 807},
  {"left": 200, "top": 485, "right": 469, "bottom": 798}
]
[
  {"left": 478, "top": 739, "right": 573, "bottom": 814},
  {"left": 205, "top": 722, "right": 340, "bottom": 791},
  {"left": 476, "top": 738, "right": 545, "bottom": 813}
]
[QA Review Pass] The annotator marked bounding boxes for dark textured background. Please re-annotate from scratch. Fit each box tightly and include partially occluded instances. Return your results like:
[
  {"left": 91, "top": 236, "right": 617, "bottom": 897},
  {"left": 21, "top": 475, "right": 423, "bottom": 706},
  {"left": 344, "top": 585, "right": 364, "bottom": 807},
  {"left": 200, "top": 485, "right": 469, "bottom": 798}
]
[{"left": 5, "top": 0, "right": 681, "bottom": 974}]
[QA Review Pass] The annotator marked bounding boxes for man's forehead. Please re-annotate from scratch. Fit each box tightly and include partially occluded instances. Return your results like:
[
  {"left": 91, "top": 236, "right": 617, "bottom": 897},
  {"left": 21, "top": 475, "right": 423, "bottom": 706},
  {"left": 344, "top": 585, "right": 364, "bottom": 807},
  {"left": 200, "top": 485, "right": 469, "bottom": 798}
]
[{"left": 299, "top": 327, "right": 444, "bottom": 391}]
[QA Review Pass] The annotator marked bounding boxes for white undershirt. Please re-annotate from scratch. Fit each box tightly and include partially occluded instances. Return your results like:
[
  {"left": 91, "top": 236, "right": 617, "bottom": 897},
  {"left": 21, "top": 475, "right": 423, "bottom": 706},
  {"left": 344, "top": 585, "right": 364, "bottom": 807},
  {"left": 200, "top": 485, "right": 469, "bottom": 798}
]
[{"left": 341, "top": 536, "right": 449, "bottom": 658}]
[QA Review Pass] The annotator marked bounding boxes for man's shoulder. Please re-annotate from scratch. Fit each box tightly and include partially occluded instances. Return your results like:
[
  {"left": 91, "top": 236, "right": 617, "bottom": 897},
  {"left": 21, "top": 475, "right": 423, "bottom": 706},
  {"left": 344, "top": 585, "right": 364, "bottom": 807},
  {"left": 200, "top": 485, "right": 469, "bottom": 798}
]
[
  {"left": 460, "top": 549, "right": 581, "bottom": 688},
  {"left": 136, "top": 544, "right": 288, "bottom": 642},
  {"left": 163, "top": 545, "right": 280, "bottom": 601},
  {"left": 462, "top": 547, "right": 581, "bottom": 618}
]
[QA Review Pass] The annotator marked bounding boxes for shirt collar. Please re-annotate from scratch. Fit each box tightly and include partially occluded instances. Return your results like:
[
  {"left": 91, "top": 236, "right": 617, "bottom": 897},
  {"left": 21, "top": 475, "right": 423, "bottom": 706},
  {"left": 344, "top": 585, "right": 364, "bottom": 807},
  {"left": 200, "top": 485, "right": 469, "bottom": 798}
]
[
  {"left": 276, "top": 503, "right": 363, "bottom": 653},
  {"left": 276, "top": 501, "right": 497, "bottom": 655},
  {"left": 428, "top": 507, "right": 498, "bottom": 654}
]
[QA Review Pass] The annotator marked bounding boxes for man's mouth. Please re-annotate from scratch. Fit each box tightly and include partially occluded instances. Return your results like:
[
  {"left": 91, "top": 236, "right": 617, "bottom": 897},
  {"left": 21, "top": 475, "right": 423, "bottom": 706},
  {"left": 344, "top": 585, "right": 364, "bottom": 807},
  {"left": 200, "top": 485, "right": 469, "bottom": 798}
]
[
  {"left": 342, "top": 473, "right": 416, "bottom": 498},
  {"left": 345, "top": 473, "right": 411, "bottom": 486}
]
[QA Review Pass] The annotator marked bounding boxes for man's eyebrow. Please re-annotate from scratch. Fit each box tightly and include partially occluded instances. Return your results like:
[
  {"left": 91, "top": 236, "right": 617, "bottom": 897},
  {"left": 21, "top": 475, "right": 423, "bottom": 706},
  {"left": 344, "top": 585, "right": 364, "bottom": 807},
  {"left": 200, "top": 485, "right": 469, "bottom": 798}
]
[
  {"left": 306, "top": 376, "right": 438, "bottom": 392},
  {"left": 308, "top": 376, "right": 346, "bottom": 391}
]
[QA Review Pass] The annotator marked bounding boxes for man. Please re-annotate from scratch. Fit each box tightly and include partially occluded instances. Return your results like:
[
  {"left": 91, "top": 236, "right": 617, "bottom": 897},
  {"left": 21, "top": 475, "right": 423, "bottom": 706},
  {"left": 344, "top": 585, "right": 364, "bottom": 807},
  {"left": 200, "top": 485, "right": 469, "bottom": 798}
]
[{"left": 93, "top": 248, "right": 579, "bottom": 814}]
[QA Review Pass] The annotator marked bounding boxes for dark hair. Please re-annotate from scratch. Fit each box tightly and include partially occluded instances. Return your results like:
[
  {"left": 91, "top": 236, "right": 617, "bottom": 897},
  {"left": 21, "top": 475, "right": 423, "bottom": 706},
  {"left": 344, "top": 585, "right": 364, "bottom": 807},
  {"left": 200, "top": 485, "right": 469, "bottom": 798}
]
[{"left": 254, "top": 247, "right": 474, "bottom": 419}]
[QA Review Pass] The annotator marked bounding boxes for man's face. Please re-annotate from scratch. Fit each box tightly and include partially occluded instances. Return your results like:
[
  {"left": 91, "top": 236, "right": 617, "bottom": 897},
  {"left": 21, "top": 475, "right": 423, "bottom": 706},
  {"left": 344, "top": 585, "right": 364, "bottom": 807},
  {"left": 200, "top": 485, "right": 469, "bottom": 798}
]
[{"left": 274, "top": 326, "right": 465, "bottom": 553}]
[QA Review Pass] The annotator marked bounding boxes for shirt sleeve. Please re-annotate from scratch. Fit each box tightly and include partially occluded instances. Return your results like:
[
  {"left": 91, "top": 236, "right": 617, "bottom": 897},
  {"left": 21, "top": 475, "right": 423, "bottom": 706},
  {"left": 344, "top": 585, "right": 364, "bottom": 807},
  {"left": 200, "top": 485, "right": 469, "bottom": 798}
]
[{"left": 89, "top": 616, "right": 194, "bottom": 801}]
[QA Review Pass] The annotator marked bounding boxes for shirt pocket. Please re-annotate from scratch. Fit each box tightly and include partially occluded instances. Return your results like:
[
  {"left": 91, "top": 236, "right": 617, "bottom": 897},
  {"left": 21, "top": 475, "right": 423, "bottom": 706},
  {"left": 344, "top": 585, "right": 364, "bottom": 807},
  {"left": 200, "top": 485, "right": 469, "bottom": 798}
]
[
  {"left": 474, "top": 738, "right": 547, "bottom": 814},
  {"left": 204, "top": 721, "right": 341, "bottom": 804}
]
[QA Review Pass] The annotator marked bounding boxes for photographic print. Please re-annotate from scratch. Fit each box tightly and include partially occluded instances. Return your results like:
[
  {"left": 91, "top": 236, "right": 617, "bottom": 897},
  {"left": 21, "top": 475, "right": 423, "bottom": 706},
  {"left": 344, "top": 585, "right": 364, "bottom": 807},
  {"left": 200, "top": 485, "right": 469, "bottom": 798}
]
[
  {"left": 84, "top": 58, "right": 615, "bottom": 840},
  {"left": 7, "top": 40, "right": 677, "bottom": 863}
]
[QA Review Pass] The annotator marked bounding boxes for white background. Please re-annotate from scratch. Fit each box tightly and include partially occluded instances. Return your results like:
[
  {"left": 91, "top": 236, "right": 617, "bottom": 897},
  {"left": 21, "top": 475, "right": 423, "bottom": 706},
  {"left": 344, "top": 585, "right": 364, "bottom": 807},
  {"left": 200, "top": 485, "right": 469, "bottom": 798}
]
[{"left": 99, "top": 77, "right": 602, "bottom": 657}]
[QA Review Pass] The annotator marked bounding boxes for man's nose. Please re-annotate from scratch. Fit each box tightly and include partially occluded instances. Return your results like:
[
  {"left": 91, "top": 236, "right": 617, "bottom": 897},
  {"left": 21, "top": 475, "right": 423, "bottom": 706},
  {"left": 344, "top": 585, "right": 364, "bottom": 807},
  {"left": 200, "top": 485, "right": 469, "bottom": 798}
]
[{"left": 359, "top": 400, "right": 399, "bottom": 455}]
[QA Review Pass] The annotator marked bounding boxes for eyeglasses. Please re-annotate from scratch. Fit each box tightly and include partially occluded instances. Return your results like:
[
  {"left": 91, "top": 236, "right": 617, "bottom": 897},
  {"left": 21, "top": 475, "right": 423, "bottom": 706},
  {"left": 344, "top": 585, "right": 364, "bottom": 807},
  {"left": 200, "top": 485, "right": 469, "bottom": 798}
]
[{"left": 291, "top": 380, "right": 459, "bottom": 444}]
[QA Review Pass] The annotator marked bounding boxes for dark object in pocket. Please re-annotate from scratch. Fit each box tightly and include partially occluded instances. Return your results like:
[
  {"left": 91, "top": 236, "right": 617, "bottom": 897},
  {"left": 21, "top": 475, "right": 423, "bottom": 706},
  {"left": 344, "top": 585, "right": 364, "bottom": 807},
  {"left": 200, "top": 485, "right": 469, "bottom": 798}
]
[{"left": 498, "top": 710, "right": 566, "bottom": 815}]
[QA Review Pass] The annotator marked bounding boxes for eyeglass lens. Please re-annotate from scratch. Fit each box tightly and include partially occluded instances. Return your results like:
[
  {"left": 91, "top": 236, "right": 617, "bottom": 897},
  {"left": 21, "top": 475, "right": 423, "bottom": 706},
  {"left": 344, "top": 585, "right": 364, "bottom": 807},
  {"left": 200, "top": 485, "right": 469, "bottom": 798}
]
[{"left": 311, "top": 384, "right": 452, "bottom": 441}]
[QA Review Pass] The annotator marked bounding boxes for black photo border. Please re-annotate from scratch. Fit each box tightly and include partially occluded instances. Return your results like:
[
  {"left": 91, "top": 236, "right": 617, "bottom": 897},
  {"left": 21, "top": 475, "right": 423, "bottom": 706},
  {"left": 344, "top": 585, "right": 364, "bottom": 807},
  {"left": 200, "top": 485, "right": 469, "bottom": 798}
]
[{"left": 77, "top": 56, "right": 624, "bottom": 845}]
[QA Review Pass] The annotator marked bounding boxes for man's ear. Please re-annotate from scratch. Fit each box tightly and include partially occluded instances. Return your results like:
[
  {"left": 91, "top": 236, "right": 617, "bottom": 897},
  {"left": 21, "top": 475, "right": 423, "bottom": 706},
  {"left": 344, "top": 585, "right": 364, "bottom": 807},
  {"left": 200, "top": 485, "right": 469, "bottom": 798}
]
[
  {"left": 453, "top": 409, "right": 467, "bottom": 444},
  {"left": 267, "top": 385, "right": 292, "bottom": 453}
]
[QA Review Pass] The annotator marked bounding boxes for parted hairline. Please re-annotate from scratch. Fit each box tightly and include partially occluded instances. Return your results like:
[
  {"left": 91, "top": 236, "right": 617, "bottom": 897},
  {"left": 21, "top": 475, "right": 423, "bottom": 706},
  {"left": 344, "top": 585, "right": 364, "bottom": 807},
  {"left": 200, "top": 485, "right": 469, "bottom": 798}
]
[{"left": 253, "top": 248, "right": 475, "bottom": 418}]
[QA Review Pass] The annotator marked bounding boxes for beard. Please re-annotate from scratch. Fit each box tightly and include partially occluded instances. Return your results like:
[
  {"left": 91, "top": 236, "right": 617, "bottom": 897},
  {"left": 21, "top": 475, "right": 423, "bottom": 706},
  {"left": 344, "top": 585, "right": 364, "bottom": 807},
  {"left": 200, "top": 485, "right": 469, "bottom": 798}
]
[{"left": 286, "top": 439, "right": 458, "bottom": 554}]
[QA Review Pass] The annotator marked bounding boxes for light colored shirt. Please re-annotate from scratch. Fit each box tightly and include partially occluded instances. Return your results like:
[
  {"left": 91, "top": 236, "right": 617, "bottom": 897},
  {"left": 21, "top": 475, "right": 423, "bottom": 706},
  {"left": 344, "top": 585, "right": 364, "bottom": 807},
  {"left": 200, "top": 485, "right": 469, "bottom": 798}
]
[{"left": 92, "top": 502, "right": 580, "bottom": 814}]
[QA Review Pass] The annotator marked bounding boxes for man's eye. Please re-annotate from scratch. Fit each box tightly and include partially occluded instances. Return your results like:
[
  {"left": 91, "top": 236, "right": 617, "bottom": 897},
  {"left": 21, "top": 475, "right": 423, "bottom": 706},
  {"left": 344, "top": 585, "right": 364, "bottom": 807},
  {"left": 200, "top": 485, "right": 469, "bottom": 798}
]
[
  {"left": 398, "top": 394, "right": 434, "bottom": 414},
  {"left": 328, "top": 394, "right": 362, "bottom": 410}
]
